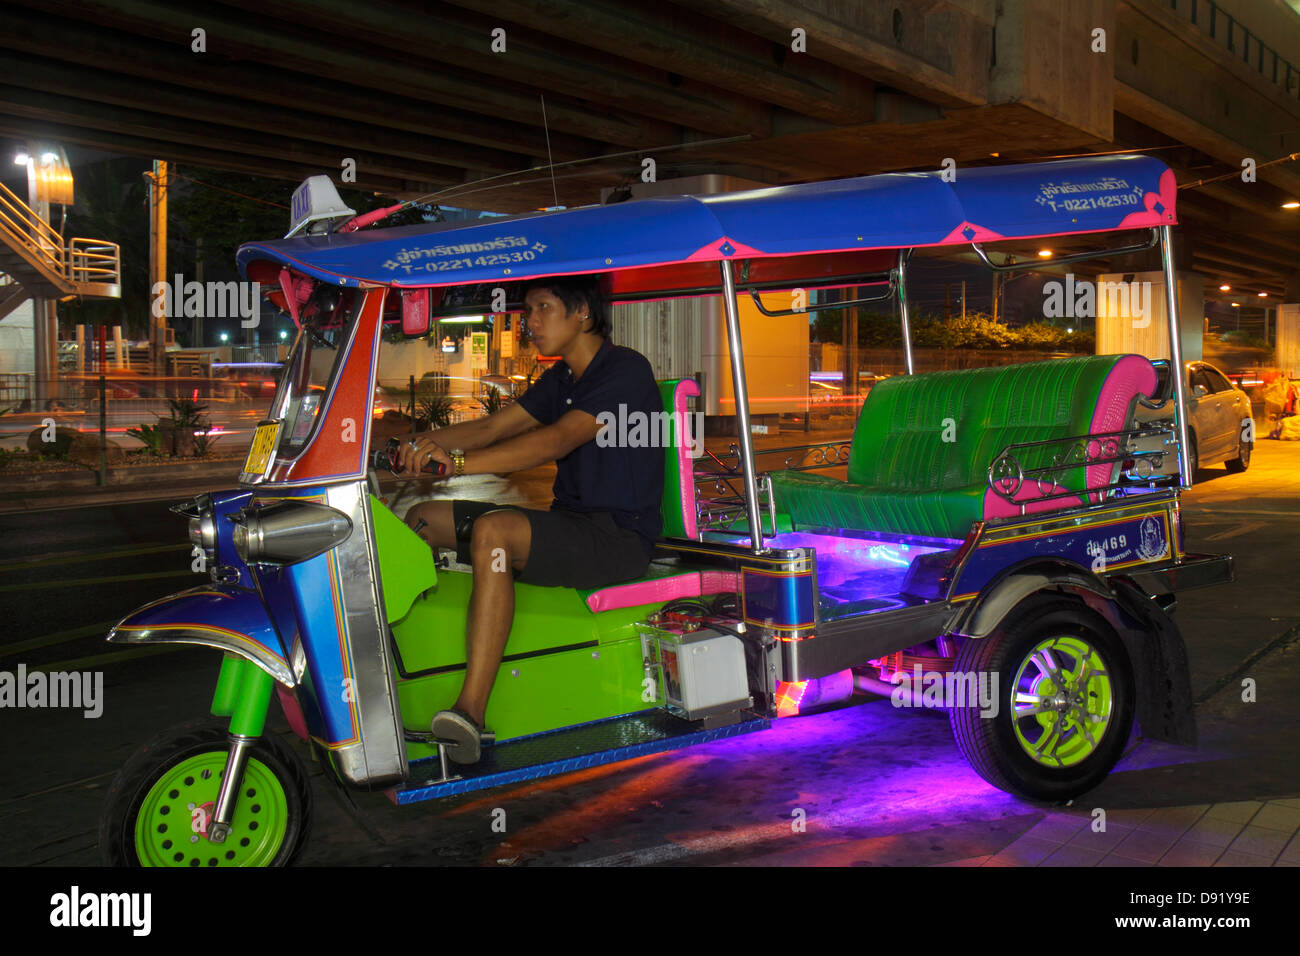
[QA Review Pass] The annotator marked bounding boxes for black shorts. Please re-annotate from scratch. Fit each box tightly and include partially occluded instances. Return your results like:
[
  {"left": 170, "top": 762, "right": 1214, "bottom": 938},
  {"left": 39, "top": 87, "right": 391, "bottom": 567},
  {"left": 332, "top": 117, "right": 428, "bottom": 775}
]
[{"left": 451, "top": 500, "right": 652, "bottom": 589}]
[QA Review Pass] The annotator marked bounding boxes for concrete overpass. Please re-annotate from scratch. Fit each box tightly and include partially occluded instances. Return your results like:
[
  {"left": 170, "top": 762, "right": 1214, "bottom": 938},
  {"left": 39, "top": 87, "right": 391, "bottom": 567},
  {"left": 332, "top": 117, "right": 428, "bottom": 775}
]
[{"left": 0, "top": 0, "right": 1298, "bottom": 300}]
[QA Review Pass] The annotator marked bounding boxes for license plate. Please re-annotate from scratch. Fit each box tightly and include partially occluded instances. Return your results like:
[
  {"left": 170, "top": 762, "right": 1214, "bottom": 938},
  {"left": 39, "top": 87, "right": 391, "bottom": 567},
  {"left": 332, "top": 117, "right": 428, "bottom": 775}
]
[{"left": 242, "top": 421, "right": 282, "bottom": 480}]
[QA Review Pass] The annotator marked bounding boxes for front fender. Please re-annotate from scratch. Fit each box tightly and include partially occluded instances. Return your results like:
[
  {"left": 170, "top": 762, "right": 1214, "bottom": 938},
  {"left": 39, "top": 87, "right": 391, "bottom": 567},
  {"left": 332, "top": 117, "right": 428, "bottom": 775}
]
[{"left": 108, "top": 585, "right": 293, "bottom": 687}]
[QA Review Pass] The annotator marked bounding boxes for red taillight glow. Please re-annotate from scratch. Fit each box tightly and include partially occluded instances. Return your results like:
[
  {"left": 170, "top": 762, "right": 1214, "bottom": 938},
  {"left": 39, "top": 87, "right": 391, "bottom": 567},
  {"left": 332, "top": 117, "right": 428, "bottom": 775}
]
[{"left": 774, "top": 680, "right": 808, "bottom": 717}]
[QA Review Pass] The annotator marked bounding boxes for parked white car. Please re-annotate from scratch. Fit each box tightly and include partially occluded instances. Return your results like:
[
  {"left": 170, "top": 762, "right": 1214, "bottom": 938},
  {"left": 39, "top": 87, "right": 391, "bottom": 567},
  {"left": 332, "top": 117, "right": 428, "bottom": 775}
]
[{"left": 1153, "top": 360, "right": 1253, "bottom": 479}]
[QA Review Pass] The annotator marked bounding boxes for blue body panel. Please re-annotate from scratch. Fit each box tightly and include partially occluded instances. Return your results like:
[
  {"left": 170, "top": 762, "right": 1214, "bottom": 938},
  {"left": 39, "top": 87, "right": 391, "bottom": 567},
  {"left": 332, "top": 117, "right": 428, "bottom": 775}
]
[
  {"left": 953, "top": 507, "right": 1175, "bottom": 601},
  {"left": 237, "top": 155, "right": 1175, "bottom": 288}
]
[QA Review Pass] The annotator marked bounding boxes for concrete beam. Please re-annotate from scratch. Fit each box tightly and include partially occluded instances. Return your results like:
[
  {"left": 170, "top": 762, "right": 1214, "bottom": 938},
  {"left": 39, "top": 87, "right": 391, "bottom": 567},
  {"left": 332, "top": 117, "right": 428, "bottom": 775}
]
[
  {"left": 0, "top": 7, "right": 600, "bottom": 164},
  {"left": 1115, "top": 0, "right": 1300, "bottom": 198},
  {"left": 990, "top": 0, "right": 1115, "bottom": 141},
  {"left": 216, "top": 0, "right": 774, "bottom": 136},
  {"left": 676, "top": 0, "right": 995, "bottom": 108},
  {"left": 441, "top": 0, "right": 877, "bottom": 126},
  {"left": 5, "top": 0, "right": 678, "bottom": 148}
]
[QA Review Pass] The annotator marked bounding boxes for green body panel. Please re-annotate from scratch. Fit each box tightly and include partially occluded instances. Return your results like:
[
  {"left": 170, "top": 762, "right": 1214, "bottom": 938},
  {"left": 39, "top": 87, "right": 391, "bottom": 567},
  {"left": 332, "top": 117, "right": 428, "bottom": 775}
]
[
  {"left": 228, "top": 657, "right": 274, "bottom": 737},
  {"left": 210, "top": 653, "right": 242, "bottom": 717},
  {"left": 398, "top": 635, "right": 646, "bottom": 757},
  {"left": 658, "top": 378, "right": 691, "bottom": 539},
  {"left": 771, "top": 356, "right": 1129, "bottom": 539},
  {"left": 370, "top": 494, "right": 437, "bottom": 624},
  {"left": 391, "top": 568, "right": 666, "bottom": 742}
]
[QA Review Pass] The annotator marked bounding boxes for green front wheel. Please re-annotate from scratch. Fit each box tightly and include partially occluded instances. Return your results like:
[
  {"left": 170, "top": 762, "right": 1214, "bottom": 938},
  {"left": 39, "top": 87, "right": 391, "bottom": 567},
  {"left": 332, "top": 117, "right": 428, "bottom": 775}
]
[{"left": 100, "top": 718, "right": 313, "bottom": 867}]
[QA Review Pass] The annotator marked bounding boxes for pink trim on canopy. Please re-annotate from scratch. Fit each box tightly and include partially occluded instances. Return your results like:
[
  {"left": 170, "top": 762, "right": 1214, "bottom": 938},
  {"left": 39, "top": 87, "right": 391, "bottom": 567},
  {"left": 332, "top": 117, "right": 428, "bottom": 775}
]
[
  {"left": 940, "top": 221, "right": 1005, "bottom": 244},
  {"left": 1117, "top": 169, "right": 1178, "bottom": 230},
  {"left": 686, "top": 237, "right": 766, "bottom": 260}
]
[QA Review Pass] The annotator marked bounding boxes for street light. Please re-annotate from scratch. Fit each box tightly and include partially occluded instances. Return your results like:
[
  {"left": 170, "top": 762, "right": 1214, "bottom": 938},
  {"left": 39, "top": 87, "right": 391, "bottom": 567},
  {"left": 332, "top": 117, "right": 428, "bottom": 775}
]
[{"left": 219, "top": 332, "right": 229, "bottom": 343}]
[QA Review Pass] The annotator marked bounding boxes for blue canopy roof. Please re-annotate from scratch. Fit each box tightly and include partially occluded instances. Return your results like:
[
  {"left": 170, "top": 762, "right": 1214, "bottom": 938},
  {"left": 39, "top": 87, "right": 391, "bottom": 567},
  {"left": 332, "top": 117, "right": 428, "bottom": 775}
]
[{"left": 237, "top": 154, "right": 1177, "bottom": 289}]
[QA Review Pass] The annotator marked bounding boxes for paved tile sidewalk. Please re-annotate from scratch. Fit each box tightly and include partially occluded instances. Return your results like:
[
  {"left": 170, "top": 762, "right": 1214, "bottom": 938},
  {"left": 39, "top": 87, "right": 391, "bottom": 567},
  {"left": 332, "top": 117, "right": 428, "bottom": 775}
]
[{"left": 936, "top": 797, "right": 1300, "bottom": 867}]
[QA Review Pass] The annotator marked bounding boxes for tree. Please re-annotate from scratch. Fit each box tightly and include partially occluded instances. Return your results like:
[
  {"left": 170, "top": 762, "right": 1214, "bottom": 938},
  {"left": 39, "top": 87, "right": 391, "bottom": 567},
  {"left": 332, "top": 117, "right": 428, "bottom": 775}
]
[{"left": 59, "top": 158, "right": 152, "bottom": 338}]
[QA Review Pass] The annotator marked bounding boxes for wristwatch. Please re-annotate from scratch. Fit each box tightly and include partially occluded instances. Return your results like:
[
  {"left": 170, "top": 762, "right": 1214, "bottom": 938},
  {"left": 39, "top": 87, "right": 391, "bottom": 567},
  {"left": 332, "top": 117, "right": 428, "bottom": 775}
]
[{"left": 450, "top": 448, "right": 466, "bottom": 477}]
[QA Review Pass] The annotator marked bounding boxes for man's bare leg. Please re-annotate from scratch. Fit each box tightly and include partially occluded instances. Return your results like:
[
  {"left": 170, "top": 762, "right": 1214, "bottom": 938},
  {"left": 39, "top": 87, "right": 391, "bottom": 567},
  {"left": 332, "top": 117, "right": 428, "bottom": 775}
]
[
  {"left": 404, "top": 499, "right": 456, "bottom": 548},
  {"left": 454, "top": 509, "right": 531, "bottom": 727}
]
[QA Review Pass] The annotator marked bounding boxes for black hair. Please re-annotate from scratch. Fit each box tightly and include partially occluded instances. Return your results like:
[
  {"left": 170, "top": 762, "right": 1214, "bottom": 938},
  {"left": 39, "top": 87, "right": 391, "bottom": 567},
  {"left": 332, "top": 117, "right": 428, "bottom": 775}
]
[{"left": 521, "top": 275, "right": 610, "bottom": 338}]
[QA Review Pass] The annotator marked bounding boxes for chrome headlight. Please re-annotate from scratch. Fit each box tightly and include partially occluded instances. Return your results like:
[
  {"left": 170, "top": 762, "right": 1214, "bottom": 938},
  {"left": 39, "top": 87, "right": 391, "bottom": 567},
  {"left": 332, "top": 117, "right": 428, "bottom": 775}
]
[{"left": 231, "top": 499, "right": 353, "bottom": 566}]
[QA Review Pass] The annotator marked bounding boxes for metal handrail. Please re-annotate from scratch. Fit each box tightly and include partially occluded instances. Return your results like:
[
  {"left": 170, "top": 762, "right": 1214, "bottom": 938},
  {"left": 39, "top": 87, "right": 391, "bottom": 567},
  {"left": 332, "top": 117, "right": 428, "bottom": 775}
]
[
  {"left": 987, "top": 425, "right": 1181, "bottom": 508},
  {"left": 0, "top": 181, "right": 66, "bottom": 275},
  {"left": 68, "top": 238, "right": 121, "bottom": 285},
  {"left": 0, "top": 184, "right": 121, "bottom": 291}
]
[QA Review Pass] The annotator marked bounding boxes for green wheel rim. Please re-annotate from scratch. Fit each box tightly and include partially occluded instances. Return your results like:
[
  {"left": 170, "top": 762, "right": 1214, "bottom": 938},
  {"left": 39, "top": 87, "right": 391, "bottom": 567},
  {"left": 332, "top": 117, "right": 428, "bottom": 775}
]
[
  {"left": 134, "top": 753, "right": 290, "bottom": 867},
  {"left": 1010, "top": 635, "right": 1114, "bottom": 768}
]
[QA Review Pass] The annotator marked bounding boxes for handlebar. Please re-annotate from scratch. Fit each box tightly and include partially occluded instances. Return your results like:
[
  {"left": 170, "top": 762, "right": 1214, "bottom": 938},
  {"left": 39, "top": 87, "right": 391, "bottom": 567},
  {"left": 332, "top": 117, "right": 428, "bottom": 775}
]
[{"left": 371, "top": 437, "right": 446, "bottom": 476}]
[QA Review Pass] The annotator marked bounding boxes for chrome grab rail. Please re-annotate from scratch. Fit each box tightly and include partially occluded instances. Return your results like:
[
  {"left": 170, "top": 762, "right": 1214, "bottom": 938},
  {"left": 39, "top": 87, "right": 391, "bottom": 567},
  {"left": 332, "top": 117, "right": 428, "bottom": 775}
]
[{"left": 986, "top": 425, "right": 1181, "bottom": 509}]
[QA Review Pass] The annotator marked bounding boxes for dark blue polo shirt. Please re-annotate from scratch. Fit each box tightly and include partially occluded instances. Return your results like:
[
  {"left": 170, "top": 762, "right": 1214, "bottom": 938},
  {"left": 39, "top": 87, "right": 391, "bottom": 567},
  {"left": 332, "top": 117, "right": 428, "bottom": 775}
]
[{"left": 517, "top": 338, "right": 664, "bottom": 546}]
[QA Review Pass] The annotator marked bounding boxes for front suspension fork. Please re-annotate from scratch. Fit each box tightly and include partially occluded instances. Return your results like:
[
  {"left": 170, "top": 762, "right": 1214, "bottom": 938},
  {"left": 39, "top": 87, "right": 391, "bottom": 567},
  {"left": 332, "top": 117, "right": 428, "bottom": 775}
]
[{"left": 207, "top": 653, "right": 275, "bottom": 843}]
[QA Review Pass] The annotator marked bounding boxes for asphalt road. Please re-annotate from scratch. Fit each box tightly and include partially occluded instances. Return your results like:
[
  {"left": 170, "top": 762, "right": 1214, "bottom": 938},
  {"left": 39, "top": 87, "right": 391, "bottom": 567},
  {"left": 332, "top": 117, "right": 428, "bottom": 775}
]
[{"left": 0, "top": 436, "right": 1296, "bottom": 867}]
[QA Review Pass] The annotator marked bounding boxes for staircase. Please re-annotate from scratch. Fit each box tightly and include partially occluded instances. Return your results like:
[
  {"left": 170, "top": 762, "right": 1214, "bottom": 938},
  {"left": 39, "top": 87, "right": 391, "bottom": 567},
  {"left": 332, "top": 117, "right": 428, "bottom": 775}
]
[{"left": 0, "top": 180, "right": 120, "bottom": 317}]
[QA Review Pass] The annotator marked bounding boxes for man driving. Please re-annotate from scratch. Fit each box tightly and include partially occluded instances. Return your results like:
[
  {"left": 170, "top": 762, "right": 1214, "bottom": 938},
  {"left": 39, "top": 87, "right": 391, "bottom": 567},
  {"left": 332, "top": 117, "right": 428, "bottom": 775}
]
[{"left": 399, "top": 275, "right": 664, "bottom": 763}]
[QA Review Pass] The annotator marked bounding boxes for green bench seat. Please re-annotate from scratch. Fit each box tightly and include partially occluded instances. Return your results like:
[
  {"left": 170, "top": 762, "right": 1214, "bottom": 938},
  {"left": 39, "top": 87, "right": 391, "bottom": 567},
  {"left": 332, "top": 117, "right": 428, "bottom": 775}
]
[{"left": 769, "top": 355, "right": 1158, "bottom": 540}]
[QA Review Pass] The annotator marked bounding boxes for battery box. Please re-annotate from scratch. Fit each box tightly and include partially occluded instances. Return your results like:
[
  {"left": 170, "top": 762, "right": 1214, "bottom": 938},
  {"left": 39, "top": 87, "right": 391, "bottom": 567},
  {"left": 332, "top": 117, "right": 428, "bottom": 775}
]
[{"left": 641, "top": 625, "right": 752, "bottom": 724}]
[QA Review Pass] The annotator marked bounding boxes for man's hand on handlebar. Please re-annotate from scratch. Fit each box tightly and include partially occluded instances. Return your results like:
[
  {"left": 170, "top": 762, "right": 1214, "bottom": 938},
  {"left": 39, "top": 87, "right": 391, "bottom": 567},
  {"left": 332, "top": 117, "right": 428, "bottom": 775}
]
[
  {"left": 398, "top": 435, "right": 452, "bottom": 477},
  {"left": 373, "top": 437, "right": 449, "bottom": 477}
]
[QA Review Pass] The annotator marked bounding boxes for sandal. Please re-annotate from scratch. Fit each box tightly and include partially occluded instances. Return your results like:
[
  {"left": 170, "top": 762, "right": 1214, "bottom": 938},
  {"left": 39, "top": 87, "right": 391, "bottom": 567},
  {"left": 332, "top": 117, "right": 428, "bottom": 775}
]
[{"left": 431, "top": 708, "right": 495, "bottom": 765}]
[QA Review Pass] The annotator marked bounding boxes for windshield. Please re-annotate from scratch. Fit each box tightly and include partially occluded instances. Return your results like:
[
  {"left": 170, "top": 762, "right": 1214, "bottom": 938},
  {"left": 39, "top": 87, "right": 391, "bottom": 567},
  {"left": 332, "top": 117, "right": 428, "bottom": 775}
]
[{"left": 271, "top": 286, "right": 360, "bottom": 458}]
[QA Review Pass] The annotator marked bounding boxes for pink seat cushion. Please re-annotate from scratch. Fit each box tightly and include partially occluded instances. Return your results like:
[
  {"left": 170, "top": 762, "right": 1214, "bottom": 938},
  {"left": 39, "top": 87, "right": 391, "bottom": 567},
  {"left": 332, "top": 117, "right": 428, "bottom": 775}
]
[{"left": 584, "top": 569, "right": 740, "bottom": 613}]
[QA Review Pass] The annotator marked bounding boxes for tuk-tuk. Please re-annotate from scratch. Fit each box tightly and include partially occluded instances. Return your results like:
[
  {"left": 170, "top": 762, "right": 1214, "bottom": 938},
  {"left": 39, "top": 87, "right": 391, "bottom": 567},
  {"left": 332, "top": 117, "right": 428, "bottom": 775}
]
[{"left": 99, "top": 156, "right": 1234, "bottom": 867}]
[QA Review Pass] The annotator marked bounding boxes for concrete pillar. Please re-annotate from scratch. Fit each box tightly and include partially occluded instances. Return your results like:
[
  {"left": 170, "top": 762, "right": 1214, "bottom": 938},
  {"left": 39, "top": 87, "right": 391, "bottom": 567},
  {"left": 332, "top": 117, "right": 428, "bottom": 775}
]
[{"left": 1277, "top": 304, "right": 1300, "bottom": 378}]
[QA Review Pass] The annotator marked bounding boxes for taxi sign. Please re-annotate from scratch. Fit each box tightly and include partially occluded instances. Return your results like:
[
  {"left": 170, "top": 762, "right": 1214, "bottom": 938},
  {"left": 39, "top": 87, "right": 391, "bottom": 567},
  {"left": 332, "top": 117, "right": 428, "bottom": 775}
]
[{"left": 240, "top": 420, "right": 282, "bottom": 484}]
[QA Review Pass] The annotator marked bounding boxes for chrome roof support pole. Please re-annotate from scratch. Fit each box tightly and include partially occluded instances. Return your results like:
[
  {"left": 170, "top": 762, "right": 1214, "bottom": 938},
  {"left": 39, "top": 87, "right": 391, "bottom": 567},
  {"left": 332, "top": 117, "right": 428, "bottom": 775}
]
[
  {"left": 1160, "top": 225, "right": 1191, "bottom": 487},
  {"left": 719, "top": 260, "right": 765, "bottom": 552},
  {"left": 897, "top": 249, "right": 915, "bottom": 375}
]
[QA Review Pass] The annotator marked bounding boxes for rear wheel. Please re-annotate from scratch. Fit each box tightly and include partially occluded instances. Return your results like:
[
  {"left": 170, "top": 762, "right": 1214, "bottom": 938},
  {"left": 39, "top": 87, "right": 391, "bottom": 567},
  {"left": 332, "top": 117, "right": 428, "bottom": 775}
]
[
  {"left": 949, "top": 595, "right": 1134, "bottom": 802},
  {"left": 99, "top": 718, "right": 312, "bottom": 867}
]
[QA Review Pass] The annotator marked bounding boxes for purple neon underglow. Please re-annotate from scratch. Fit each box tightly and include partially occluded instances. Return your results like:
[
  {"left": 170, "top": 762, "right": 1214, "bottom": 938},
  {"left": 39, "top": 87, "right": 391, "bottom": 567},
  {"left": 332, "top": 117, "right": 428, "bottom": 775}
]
[{"left": 763, "top": 530, "right": 954, "bottom": 608}]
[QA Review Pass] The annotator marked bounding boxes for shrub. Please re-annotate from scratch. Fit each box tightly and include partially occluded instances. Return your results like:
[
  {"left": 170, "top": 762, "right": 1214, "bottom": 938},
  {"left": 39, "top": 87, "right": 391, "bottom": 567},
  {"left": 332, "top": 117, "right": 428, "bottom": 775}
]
[{"left": 127, "top": 422, "right": 166, "bottom": 457}]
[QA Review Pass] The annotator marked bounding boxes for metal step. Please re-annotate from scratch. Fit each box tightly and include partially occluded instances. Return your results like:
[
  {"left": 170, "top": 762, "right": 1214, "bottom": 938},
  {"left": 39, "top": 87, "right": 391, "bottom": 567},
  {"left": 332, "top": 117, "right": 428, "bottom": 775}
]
[{"left": 387, "top": 708, "right": 770, "bottom": 804}]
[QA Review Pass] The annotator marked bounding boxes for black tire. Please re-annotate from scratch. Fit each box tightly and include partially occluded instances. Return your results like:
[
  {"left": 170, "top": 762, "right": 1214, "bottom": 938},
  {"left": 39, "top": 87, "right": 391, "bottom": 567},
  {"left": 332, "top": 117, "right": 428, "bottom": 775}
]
[
  {"left": 949, "top": 595, "right": 1134, "bottom": 803},
  {"left": 1225, "top": 427, "right": 1251, "bottom": 473},
  {"left": 99, "top": 718, "right": 313, "bottom": 867},
  {"left": 1185, "top": 434, "right": 1199, "bottom": 484}
]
